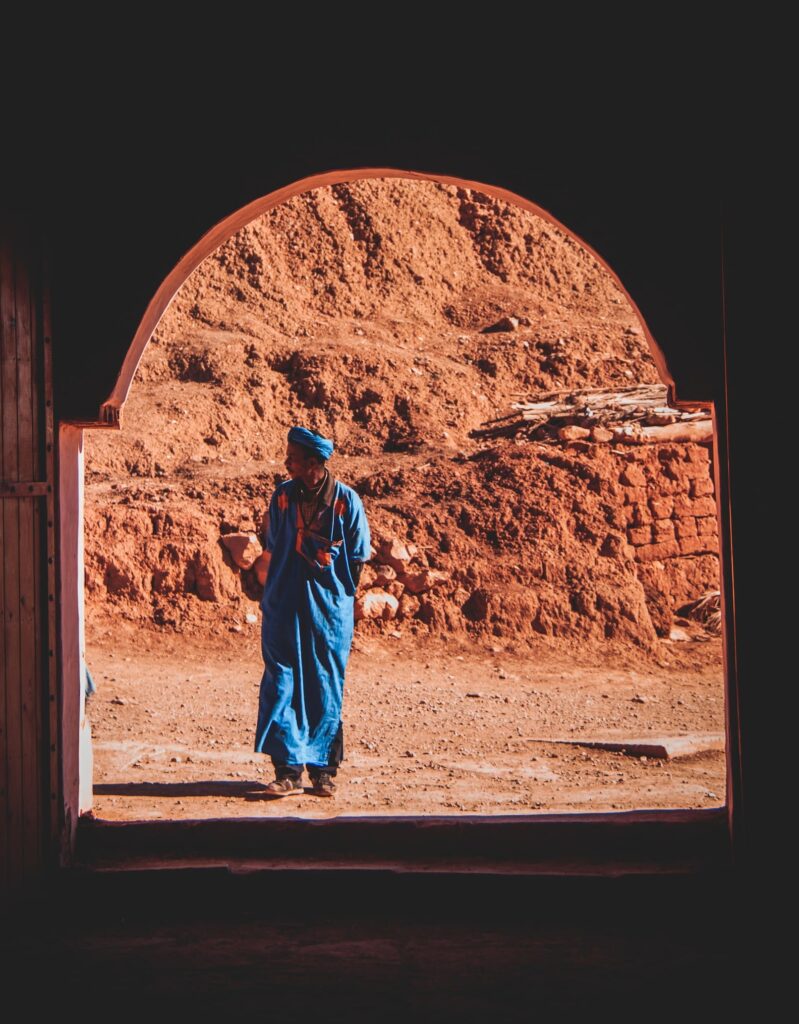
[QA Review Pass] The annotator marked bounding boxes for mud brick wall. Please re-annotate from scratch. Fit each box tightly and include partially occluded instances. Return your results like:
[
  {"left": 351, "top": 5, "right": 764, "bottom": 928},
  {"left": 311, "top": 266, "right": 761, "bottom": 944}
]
[{"left": 617, "top": 442, "right": 720, "bottom": 635}]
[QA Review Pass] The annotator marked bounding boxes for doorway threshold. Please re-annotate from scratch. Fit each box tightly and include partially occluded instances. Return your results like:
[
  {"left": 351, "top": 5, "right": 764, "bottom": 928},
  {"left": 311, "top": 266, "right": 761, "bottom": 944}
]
[{"left": 74, "top": 807, "right": 731, "bottom": 879}]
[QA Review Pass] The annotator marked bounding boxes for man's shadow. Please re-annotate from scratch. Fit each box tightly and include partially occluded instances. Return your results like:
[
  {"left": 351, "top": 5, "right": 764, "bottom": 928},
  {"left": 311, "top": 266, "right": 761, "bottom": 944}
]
[{"left": 94, "top": 781, "right": 314, "bottom": 801}]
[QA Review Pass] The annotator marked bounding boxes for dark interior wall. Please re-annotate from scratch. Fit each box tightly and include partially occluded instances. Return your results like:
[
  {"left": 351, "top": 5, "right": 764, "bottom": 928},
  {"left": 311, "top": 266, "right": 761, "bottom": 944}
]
[{"left": 2, "top": 82, "right": 776, "bottom": 879}]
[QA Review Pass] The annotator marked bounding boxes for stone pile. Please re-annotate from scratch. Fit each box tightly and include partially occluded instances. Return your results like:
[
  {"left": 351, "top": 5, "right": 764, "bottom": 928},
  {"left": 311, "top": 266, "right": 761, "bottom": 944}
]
[
  {"left": 355, "top": 536, "right": 449, "bottom": 623},
  {"left": 220, "top": 529, "right": 449, "bottom": 626}
]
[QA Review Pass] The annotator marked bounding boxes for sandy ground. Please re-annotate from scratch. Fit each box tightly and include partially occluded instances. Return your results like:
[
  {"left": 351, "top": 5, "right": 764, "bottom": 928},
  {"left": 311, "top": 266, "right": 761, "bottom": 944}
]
[{"left": 85, "top": 621, "right": 726, "bottom": 821}]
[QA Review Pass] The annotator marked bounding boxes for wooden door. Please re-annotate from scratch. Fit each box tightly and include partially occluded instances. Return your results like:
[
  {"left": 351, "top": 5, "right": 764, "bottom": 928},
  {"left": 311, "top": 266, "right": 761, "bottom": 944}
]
[{"left": 0, "top": 210, "right": 57, "bottom": 897}]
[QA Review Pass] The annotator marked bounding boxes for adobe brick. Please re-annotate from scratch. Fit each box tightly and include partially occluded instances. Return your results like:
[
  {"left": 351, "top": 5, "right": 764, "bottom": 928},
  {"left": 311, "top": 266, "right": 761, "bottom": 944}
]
[
  {"left": 636, "top": 540, "right": 680, "bottom": 562},
  {"left": 664, "top": 480, "right": 690, "bottom": 497},
  {"left": 672, "top": 494, "right": 695, "bottom": 516},
  {"left": 623, "top": 486, "right": 648, "bottom": 506},
  {"left": 690, "top": 477, "right": 715, "bottom": 497},
  {"left": 674, "top": 517, "right": 698, "bottom": 538},
  {"left": 628, "top": 525, "right": 653, "bottom": 546},
  {"left": 653, "top": 519, "right": 676, "bottom": 541},
  {"left": 631, "top": 503, "right": 652, "bottom": 526},
  {"left": 683, "top": 461, "right": 713, "bottom": 479},
  {"left": 661, "top": 461, "right": 683, "bottom": 481},
  {"left": 692, "top": 496, "right": 717, "bottom": 517},
  {"left": 648, "top": 496, "right": 674, "bottom": 519},
  {"left": 686, "top": 446, "right": 711, "bottom": 465}
]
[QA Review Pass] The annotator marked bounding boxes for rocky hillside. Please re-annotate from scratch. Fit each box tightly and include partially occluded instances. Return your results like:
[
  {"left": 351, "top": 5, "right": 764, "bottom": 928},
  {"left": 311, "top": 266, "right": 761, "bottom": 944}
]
[{"left": 83, "top": 177, "right": 719, "bottom": 658}]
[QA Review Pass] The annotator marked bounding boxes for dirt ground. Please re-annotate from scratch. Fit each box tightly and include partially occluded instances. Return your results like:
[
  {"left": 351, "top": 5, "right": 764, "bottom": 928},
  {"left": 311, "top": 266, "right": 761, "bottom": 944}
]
[{"left": 86, "top": 620, "right": 725, "bottom": 820}]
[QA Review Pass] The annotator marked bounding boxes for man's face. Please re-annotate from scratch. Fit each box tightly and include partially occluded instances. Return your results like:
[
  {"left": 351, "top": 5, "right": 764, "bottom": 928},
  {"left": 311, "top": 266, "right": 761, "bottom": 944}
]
[{"left": 285, "top": 441, "right": 313, "bottom": 479}]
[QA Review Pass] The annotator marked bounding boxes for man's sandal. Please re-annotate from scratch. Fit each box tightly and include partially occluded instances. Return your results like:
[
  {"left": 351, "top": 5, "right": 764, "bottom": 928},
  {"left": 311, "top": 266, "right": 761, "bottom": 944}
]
[
  {"left": 309, "top": 772, "right": 336, "bottom": 798},
  {"left": 263, "top": 777, "right": 304, "bottom": 797}
]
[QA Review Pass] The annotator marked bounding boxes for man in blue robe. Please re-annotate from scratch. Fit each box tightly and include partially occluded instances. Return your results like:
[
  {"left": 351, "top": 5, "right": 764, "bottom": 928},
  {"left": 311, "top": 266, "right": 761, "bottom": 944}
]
[{"left": 254, "top": 426, "right": 371, "bottom": 797}]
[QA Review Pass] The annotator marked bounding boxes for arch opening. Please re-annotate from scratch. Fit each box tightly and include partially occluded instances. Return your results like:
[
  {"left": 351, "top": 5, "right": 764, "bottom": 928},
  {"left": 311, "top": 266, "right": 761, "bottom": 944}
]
[{"left": 66, "top": 169, "right": 727, "bottom": 840}]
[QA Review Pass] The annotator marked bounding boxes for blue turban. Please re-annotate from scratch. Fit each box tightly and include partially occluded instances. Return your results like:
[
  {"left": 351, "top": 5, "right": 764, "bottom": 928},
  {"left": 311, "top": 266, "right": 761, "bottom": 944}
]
[{"left": 287, "top": 426, "right": 334, "bottom": 461}]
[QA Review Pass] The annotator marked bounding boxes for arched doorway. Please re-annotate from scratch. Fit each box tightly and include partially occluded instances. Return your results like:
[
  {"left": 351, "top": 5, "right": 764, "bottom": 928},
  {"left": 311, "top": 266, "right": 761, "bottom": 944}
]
[{"left": 58, "top": 168, "right": 731, "bottom": 862}]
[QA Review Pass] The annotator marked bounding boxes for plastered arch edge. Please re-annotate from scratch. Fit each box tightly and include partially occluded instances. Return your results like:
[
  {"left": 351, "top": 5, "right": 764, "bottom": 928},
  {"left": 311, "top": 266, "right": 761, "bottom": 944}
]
[{"left": 94, "top": 166, "right": 691, "bottom": 428}]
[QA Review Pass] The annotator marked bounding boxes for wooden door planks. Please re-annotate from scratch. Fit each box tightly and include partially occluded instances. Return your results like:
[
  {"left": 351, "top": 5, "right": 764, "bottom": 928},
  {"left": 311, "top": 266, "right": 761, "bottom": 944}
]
[
  {"left": 0, "top": 219, "right": 49, "bottom": 891},
  {"left": 1, "top": 226, "right": 25, "bottom": 888},
  {"left": 42, "top": 250, "right": 58, "bottom": 858},
  {"left": 17, "top": 236, "right": 43, "bottom": 881}
]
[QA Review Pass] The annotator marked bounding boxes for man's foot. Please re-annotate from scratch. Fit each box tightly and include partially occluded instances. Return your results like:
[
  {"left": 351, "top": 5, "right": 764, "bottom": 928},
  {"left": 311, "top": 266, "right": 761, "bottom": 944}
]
[
  {"left": 263, "top": 777, "right": 304, "bottom": 798},
  {"left": 309, "top": 772, "right": 336, "bottom": 798}
]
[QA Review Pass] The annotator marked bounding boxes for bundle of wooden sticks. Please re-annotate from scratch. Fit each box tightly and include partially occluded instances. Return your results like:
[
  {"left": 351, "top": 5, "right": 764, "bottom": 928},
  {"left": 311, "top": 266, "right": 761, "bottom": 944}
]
[{"left": 472, "top": 384, "right": 712, "bottom": 443}]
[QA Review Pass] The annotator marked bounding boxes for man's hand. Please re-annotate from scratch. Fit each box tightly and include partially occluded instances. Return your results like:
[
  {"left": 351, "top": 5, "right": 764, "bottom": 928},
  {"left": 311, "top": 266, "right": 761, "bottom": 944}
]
[
  {"left": 253, "top": 550, "right": 272, "bottom": 586},
  {"left": 351, "top": 561, "right": 364, "bottom": 588}
]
